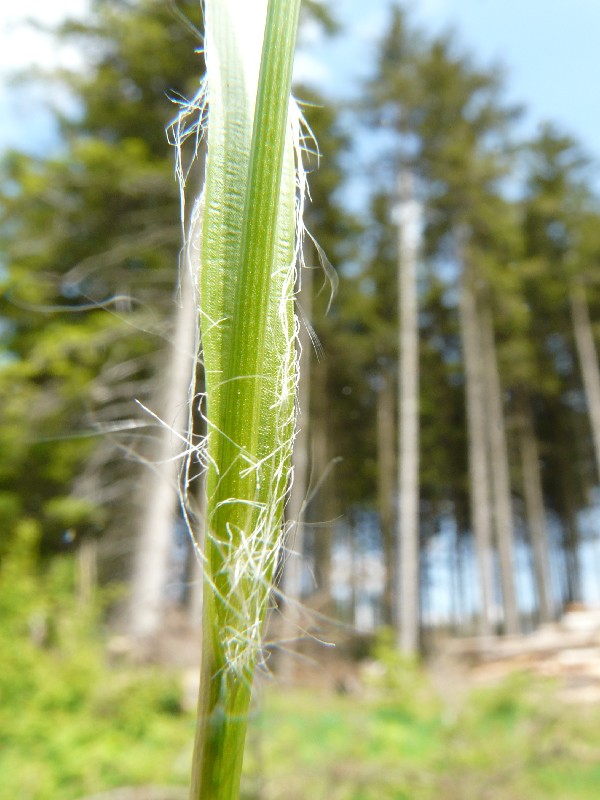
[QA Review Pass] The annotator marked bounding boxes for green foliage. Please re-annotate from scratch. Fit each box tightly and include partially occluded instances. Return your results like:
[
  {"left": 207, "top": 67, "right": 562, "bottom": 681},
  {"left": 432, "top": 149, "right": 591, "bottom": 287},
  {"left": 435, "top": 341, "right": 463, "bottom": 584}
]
[
  {"left": 1, "top": 534, "right": 599, "bottom": 800},
  {"left": 0, "top": 0, "right": 207, "bottom": 571},
  {"left": 240, "top": 667, "right": 600, "bottom": 800},
  {"left": 44, "top": 495, "right": 106, "bottom": 532},
  {"left": 363, "top": 628, "right": 441, "bottom": 721},
  {"left": 0, "top": 535, "right": 192, "bottom": 800}
]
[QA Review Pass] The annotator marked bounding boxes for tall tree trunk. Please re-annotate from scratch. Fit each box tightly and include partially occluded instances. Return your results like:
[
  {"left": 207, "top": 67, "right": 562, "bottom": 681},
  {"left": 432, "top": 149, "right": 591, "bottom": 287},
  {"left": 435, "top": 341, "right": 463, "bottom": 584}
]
[
  {"left": 347, "top": 510, "right": 358, "bottom": 627},
  {"left": 459, "top": 260, "right": 495, "bottom": 637},
  {"left": 449, "top": 526, "right": 460, "bottom": 634},
  {"left": 128, "top": 260, "right": 197, "bottom": 638},
  {"left": 396, "top": 170, "right": 420, "bottom": 655},
  {"left": 480, "top": 304, "right": 520, "bottom": 635},
  {"left": 186, "top": 535, "right": 204, "bottom": 627},
  {"left": 184, "top": 466, "right": 206, "bottom": 628},
  {"left": 377, "top": 369, "right": 396, "bottom": 625},
  {"left": 517, "top": 392, "right": 554, "bottom": 624},
  {"left": 562, "top": 478, "right": 582, "bottom": 604},
  {"left": 570, "top": 283, "right": 600, "bottom": 483},
  {"left": 454, "top": 532, "right": 466, "bottom": 634},
  {"left": 311, "top": 360, "right": 333, "bottom": 614}
]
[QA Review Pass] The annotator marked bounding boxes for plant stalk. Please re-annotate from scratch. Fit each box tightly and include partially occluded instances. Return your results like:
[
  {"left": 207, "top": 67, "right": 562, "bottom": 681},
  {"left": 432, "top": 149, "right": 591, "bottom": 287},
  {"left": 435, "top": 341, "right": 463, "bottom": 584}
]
[{"left": 189, "top": 0, "right": 302, "bottom": 797}]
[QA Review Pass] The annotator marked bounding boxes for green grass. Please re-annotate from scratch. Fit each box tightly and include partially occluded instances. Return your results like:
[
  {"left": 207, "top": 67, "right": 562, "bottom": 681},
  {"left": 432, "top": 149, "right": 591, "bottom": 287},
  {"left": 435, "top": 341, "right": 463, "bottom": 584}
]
[
  {"left": 242, "top": 678, "right": 600, "bottom": 800},
  {"left": 0, "top": 549, "right": 193, "bottom": 800},
  {"left": 3, "top": 553, "right": 600, "bottom": 800},
  {"left": 4, "top": 661, "right": 600, "bottom": 800}
]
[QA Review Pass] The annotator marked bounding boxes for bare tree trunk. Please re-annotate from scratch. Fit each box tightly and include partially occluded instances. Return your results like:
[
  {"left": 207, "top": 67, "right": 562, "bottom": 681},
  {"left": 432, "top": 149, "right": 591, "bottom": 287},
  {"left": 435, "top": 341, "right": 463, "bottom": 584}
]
[
  {"left": 377, "top": 370, "right": 396, "bottom": 625},
  {"left": 449, "top": 527, "right": 460, "bottom": 634},
  {"left": 562, "top": 481, "right": 582, "bottom": 604},
  {"left": 459, "top": 261, "right": 495, "bottom": 637},
  {"left": 570, "top": 283, "right": 600, "bottom": 483},
  {"left": 517, "top": 393, "right": 554, "bottom": 624},
  {"left": 347, "top": 511, "right": 358, "bottom": 627},
  {"left": 480, "top": 304, "right": 520, "bottom": 635},
  {"left": 184, "top": 467, "right": 206, "bottom": 628},
  {"left": 186, "top": 537, "right": 204, "bottom": 627},
  {"left": 128, "top": 259, "right": 198, "bottom": 638},
  {"left": 455, "top": 532, "right": 467, "bottom": 634},
  {"left": 396, "top": 170, "right": 420, "bottom": 655},
  {"left": 311, "top": 360, "right": 333, "bottom": 614}
]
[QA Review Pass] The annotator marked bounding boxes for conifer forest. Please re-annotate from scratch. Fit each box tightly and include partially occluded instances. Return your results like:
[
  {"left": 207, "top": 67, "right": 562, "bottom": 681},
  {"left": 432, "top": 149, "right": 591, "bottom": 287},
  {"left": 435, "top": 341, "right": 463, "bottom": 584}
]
[{"left": 3, "top": 2, "right": 600, "bottom": 799}]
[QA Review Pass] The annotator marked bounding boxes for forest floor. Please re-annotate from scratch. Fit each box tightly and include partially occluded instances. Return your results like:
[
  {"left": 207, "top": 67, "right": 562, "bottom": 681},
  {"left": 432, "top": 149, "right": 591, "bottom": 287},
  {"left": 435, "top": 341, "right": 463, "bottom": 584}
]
[
  {"left": 131, "top": 603, "right": 600, "bottom": 710},
  {"left": 5, "top": 566, "right": 600, "bottom": 800},
  {"left": 435, "top": 606, "right": 600, "bottom": 705}
]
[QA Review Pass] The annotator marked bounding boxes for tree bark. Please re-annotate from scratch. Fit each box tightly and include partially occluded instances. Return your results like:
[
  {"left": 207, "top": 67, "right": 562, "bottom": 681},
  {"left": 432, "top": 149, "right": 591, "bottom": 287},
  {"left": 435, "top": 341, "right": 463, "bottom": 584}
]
[
  {"left": 128, "top": 258, "right": 198, "bottom": 638},
  {"left": 396, "top": 170, "right": 421, "bottom": 655},
  {"left": 480, "top": 304, "right": 520, "bottom": 635},
  {"left": 186, "top": 537, "right": 204, "bottom": 627},
  {"left": 377, "top": 369, "right": 396, "bottom": 625},
  {"left": 459, "top": 259, "right": 496, "bottom": 637},
  {"left": 570, "top": 283, "right": 600, "bottom": 484},
  {"left": 311, "top": 360, "right": 334, "bottom": 613},
  {"left": 517, "top": 393, "right": 554, "bottom": 624},
  {"left": 184, "top": 467, "right": 206, "bottom": 628},
  {"left": 562, "top": 478, "right": 582, "bottom": 604}
]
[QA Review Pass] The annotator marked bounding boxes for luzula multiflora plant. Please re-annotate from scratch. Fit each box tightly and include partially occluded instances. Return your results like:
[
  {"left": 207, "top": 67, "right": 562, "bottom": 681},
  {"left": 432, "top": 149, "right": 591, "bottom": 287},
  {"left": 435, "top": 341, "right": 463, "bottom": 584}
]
[{"left": 174, "top": 0, "right": 304, "bottom": 797}]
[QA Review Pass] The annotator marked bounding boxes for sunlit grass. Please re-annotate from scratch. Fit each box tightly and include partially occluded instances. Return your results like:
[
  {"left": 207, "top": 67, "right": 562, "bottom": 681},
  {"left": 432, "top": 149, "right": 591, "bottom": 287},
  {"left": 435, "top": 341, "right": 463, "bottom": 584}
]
[
  {"left": 243, "top": 678, "right": 600, "bottom": 800},
  {"left": 3, "top": 576, "right": 600, "bottom": 800}
]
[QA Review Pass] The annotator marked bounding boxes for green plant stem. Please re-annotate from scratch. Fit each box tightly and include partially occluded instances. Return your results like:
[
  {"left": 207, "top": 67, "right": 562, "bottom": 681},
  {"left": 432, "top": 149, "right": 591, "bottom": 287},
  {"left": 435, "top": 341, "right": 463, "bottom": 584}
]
[
  {"left": 211, "top": 0, "right": 301, "bottom": 591},
  {"left": 190, "top": 0, "right": 302, "bottom": 798}
]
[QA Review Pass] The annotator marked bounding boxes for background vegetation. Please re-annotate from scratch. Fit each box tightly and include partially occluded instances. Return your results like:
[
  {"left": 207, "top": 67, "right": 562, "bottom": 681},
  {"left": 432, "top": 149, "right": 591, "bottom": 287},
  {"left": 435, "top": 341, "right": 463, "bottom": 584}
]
[
  {"left": 3, "top": 550, "right": 600, "bottom": 799},
  {"left": 3, "top": 1, "right": 600, "bottom": 797}
]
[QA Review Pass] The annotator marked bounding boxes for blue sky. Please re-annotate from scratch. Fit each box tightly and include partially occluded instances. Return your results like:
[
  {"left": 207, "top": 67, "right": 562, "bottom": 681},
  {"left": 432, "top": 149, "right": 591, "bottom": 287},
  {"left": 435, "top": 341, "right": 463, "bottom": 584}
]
[
  {"left": 2, "top": 0, "right": 600, "bottom": 168},
  {"left": 0, "top": 1, "right": 87, "bottom": 155},
  {"left": 297, "top": 0, "right": 600, "bottom": 170}
]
